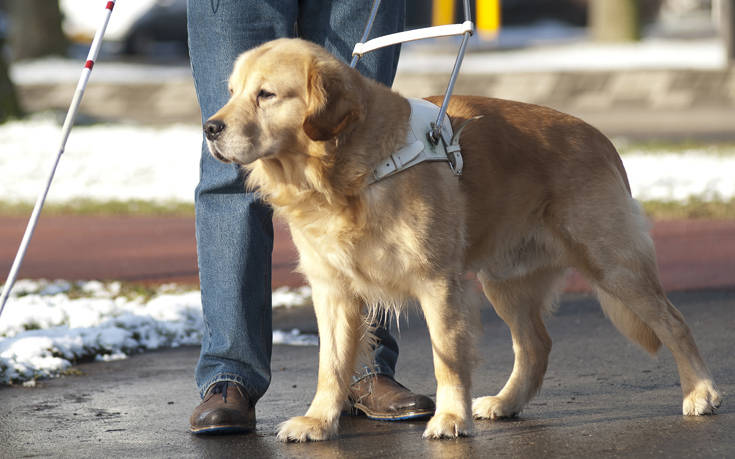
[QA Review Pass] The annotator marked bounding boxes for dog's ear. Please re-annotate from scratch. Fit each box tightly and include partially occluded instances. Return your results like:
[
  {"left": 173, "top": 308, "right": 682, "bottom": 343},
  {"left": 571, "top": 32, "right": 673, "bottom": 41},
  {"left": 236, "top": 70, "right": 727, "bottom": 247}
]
[{"left": 303, "top": 59, "right": 363, "bottom": 141}]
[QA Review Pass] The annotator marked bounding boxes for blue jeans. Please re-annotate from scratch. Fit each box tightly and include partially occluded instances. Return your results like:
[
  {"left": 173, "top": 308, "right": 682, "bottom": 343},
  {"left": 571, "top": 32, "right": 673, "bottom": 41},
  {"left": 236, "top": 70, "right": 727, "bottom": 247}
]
[{"left": 187, "top": 0, "right": 405, "bottom": 401}]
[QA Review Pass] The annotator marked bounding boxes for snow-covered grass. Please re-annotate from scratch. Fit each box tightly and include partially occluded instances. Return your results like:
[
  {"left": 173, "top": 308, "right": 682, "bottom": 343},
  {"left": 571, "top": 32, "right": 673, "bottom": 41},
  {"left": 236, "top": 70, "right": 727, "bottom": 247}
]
[
  {"left": 1, "top": 116, "right": 734, "bottom": 213},
  {"left": 0, "top": 280, "right": 315, "bottom": 386},
  {"left": 622, "top": 152, "right": 735, "bottom": 203},
  {"left": 0, "top": 115, "right": 200, "bottom": 205}
]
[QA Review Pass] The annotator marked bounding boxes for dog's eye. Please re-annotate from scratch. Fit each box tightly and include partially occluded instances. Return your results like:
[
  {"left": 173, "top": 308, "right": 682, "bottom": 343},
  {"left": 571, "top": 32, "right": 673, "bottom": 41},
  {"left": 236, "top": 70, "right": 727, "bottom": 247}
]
[{"left": 257, "top": 89, "right": 276, "bottom": 102}]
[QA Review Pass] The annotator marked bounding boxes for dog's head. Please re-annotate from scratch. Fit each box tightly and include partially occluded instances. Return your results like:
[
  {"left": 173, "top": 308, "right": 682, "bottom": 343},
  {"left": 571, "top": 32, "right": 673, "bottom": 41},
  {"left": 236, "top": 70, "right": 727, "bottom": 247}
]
[{"left": 204, "top": 38, "right": 366, "bottom": 166}]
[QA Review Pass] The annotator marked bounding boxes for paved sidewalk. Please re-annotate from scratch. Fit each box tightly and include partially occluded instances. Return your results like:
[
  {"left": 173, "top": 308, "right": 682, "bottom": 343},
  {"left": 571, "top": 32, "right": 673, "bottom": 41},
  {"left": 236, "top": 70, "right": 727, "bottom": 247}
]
[
  {"left": 12, "top": 39, "right": 735, "bottom": 140},
  {"left": 1, "top": 288, "right": 732, "bottom": 458}
]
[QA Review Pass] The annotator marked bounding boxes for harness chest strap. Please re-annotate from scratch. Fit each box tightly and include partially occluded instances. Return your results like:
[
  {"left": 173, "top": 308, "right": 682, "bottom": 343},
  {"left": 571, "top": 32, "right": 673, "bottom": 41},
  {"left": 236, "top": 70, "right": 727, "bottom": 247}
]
[{"left": 369, "top": 98, "right": 459, "bottom": 184}]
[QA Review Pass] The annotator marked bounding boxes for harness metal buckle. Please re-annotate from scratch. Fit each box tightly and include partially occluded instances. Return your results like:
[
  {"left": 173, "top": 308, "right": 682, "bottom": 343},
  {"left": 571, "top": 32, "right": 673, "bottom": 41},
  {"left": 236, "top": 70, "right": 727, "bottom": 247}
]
[{"left": 429, "top": 122, "right": 463, "bottom": 176}]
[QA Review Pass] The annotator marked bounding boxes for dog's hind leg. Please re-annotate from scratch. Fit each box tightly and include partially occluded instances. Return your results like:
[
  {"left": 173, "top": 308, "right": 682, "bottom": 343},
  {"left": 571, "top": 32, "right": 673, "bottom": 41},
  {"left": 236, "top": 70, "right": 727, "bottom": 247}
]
[
  {"left": 594, "top": 288, "right": 721, "bottom": 415},
  {"left": 277, "top": 281, "right": 363, "bottom": 442},
  {"left": 473, "top": 268, "right": 564, "bottom": 419},
  {"left": 417, "top": 276, "right": 478, "bottom": 439},
  {"left": 569, "top": 200, "right": 721, "bottom": 415}
]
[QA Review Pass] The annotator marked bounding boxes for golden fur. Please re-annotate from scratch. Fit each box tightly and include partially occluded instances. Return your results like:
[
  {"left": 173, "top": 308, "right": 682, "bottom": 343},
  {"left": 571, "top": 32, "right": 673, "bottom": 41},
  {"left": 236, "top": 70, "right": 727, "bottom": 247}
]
[{"left": 205, "top": 38, "right": 721, "bottom": 441}]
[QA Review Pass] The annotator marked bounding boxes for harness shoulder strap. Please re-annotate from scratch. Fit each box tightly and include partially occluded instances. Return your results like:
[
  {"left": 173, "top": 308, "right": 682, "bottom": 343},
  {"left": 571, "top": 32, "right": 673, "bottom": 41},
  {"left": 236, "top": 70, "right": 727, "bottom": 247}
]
[{"left": 369, "top": 98, "right": 455, "bottom": 184}]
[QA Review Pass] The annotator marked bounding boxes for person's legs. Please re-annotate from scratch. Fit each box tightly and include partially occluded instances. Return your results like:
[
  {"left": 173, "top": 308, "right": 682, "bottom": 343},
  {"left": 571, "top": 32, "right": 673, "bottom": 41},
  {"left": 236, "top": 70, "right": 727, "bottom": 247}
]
[
  {"left": 298, "top": 0, "right": 405, "bottom": 380},
  {"left": 297, "top": 0, "right": 404, "bottom": 86},
  {"left": 189, "top": 0, "right": 431, "bottom": 429},
  {"left": 187, "top": 0, "right": 298, "bottom": 402}
]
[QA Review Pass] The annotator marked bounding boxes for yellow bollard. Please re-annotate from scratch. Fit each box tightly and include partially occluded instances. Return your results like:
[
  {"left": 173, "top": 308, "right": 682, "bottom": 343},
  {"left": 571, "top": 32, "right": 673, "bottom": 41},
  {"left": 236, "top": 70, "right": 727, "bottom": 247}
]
[
  {"left": 477, "top": 0, "right": 501, "bottom": 39},
  {"left": 432, "top": 0, "right": 455, "bottom": 26}
]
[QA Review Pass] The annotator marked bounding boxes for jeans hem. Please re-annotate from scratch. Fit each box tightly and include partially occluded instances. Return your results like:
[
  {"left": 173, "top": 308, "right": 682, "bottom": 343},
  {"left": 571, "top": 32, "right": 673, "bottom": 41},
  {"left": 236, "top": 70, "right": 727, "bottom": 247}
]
[
  {"left": 353, "top": 365, "right": 395, "bottom": 384},
  {"left": 199, "top": 373, "right": 263, "bottom": 401}
]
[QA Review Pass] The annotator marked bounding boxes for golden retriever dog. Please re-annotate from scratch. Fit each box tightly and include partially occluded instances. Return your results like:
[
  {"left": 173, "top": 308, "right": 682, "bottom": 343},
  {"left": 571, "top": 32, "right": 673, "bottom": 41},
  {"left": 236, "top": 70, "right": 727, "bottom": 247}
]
[{"left": 203, "top": 38, "right": 721, "bottom": 441}]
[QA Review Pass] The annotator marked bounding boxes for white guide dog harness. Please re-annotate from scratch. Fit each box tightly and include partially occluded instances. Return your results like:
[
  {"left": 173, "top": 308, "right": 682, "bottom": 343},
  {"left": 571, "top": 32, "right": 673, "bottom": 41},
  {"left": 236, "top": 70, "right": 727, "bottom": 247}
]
[{"left": 369, "top": 98, "right": 464, "bottom": 184}]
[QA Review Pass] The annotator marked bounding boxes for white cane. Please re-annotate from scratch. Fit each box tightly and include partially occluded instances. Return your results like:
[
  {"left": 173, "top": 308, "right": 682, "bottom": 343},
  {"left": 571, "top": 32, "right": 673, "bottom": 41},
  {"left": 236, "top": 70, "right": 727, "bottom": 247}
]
[{"left": 0, "top": 0, "right": 118, "bottom": 317}]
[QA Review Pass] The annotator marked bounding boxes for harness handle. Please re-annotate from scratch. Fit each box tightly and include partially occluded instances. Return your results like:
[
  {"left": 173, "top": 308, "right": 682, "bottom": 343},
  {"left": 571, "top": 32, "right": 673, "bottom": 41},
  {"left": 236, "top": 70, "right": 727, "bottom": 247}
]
[
  {"left": 430, "top": 0, "right": 474, "bottom": 144},
  {"left": 350, "top": 0, "right": 475, "bottom": 146}
]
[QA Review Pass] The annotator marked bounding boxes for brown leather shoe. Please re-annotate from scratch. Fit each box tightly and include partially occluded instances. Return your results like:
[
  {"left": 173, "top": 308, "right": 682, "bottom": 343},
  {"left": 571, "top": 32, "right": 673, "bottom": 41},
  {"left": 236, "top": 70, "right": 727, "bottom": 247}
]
[
  {"left": 190, "top": 381, "right": 255, "bottom": 434},
  {"left": 349, "top": 375, "right": 435, "bottom": 421}
]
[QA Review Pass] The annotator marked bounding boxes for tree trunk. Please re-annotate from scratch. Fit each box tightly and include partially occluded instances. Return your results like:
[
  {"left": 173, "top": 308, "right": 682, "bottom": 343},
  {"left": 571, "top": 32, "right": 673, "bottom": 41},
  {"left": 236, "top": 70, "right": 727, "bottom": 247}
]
[
  {"left": 7, "top": 0, "right": 68, "bottom": 60},
  {"left": 721, "top": 0, "right": 735, "bottom": 63},
  {"left": 589, "top": 0, "right": 642, "bottom": 42},
  {"left": 0, "top": 47, "right": 23, "bottom": 122}
]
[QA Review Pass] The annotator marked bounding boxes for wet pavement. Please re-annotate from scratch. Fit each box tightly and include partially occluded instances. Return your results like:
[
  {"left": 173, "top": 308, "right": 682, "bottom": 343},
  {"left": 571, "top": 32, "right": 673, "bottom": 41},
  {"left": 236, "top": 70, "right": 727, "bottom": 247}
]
[{"left": 1, "top": 288, "right": 732, "bottom": 458}]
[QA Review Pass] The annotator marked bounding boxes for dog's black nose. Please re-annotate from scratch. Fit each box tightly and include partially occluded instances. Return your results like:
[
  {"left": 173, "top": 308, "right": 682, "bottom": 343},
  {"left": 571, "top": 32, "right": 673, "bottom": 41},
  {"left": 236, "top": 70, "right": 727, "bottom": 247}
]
[{"left": 204, "top": 119, "right": 226, "bottom": 141}]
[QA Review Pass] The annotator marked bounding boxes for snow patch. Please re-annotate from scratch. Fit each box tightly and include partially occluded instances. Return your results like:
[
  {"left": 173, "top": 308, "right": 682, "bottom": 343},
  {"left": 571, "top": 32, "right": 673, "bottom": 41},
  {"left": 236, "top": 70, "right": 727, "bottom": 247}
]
[
  {"left": 0, "top": 281, "right": 315, "bottom": 385},
  {"left": 623, "top": 152, "right": 735, "bottom": 202},
  {"left": 272, "top": 285, "right": 312, "bottom": 308}
]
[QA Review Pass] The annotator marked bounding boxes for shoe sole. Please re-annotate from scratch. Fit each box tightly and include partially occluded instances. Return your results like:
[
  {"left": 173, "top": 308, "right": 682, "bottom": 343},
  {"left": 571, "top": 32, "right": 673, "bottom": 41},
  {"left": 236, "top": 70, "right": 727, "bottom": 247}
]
[
  {"left": 190, "top": 424, "right": 254, "bottom": 435},
  {"left": 352, "top": 403, "right": 434, "bottom": 421}
]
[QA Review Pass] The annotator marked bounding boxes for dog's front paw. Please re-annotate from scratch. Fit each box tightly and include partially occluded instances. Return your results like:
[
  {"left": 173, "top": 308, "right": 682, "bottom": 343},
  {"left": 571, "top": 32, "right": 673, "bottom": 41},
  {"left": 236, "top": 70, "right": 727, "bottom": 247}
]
[
  {"left": 683, "top": 380, "right": 722, "bottom": 415},
  {"left": 422, "top": 412, "right": 472, "bottom": 439},
  {"left": 276, "top": 416, "right": 337, "bottom": 442},
  {"left": 472, "top": 395, "right": 521, "bottom": 420}
]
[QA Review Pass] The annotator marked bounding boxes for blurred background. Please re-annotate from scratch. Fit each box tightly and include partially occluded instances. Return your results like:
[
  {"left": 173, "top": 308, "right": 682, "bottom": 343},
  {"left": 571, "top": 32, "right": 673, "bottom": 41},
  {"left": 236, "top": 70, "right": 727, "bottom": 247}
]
[
  {"left": 0, "top": 0, "right": 732, "bottom": 126},
  {"left": 0, "top": 0, "right": 734, "bottom": 218},
  {"left": 0, "top": 0, "right": 733, "bottom": 129}
]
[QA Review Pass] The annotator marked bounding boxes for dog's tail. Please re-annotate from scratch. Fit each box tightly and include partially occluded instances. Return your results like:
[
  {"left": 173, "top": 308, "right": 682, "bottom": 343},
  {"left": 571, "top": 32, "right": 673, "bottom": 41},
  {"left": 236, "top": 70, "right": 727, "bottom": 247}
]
[
  {"left": 595, "top": 288, "right": 662, "bottom": 355},
  {"left": 583, "top": 198, "right": 662, "bottom": 355}
]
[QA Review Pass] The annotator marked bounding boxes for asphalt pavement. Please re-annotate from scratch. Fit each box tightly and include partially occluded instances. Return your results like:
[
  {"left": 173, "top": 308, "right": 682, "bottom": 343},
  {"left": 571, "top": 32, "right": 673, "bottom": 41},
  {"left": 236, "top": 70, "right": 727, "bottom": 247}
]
[{"left": 1, "top": 288, "right": 733, "bottom": 458}]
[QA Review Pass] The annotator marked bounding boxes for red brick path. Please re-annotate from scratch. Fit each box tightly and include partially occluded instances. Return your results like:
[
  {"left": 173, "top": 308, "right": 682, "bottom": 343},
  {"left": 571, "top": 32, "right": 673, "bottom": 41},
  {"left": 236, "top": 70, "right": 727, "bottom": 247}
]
[{"left": 1, "top": 216, "right": 733, "bottom": 292}]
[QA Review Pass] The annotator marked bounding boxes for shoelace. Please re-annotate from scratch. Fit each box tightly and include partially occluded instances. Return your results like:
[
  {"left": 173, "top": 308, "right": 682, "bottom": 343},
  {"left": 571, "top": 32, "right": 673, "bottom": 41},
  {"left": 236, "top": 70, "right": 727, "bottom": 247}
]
[{"left": 209, "top": 381, "right": 231, "bottom": 403}]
